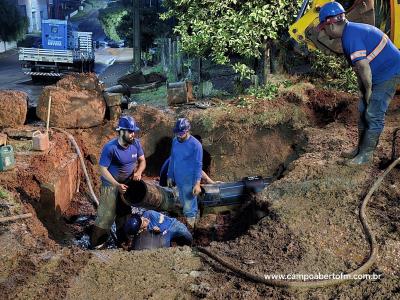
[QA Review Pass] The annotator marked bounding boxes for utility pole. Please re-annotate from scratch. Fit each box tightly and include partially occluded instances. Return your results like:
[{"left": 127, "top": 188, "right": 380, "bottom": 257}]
[{"left": 132, "top": 0, "right": 141, "bottom": 72}]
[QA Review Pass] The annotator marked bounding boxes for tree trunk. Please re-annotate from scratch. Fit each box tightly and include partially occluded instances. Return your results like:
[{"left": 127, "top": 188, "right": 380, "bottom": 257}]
[
  {"left": 198, "top": 57, "right": 203, "bottom": 99},
  {"left": 132, "top": 0, "right": 141, "bottom": 72},
  {"left": 270, "top": 40, "right": 278, "bottom": 74},
  {"left": 262, "top": 41, "right": 270, "bottom": 85},
  {"left": 172, "top": 40, "right": 177, "bottom": 81}
]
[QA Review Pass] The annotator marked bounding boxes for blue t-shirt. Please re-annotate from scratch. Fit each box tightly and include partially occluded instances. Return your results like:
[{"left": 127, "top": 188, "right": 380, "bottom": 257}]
[
  {"left": 99, "top": 138, "right": 144, "bottom": 185},
  {"left": 143, "top": 210, "right": 175, "bottom": 233},
  {"left": 342, "top": 22, "right": 400, "bottom": 84},
  {"left": 167, "top": 135, "right": 203, "bottom": 186}
]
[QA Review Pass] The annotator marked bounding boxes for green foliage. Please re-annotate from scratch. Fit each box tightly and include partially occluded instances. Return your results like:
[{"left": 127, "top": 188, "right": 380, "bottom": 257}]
[
  {"left": 134, "top": 85, "right": 167, "bottom": 106},
  {"left": 161, "top": 0, "right": 303, "bottom": 78},
  {"left": 0, "top": 186, "right": 9, "bottom": 200},
  {"left": 100, "top": 3, "right": 170, "bottom": 49},
  {"left": 99, "top": 5, "right": 128, "bottom": 41},
  {"left": 0, "top": 0, "right": 28, "bottom": 42},
  {"left": 310, "top": 50, "right": 358, "bottom": 93},
  {"left": 247, "top": 82, "right": 279, "bottom": 100}
]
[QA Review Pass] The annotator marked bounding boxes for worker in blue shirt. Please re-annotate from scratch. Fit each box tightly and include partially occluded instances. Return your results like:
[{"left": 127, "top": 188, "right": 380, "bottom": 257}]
[
  {"left": 90, "top": 115, "right": 146, "bottom": 248},
  {"left": 318, "top": 2, "right": 400, "bottom": 165},
  {"left": 159, "top": 134, "right": 216, "bottom": 187},
  {"left": 123, "top": 210, "right": 193, "bottom": 248},
  {"left": 167, "top": 118, "right": 203, "bottom": 228}
]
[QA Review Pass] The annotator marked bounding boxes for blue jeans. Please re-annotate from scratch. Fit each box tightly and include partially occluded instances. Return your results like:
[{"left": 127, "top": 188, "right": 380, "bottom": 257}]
[
  {"left": 358, "top": 75, "right": 400, "bottom": 134},
  {"left": 163, "top": 221, "right": 193, "bottom": 246},
  {"left": 177, "top": 183, "right": 198, "bottom": 218}
]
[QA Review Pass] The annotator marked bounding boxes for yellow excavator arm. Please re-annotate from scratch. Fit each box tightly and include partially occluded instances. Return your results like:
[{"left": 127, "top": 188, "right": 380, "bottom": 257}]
[
  {"left": 289, "top": 0, "right": 400, "bottom": 53},
  {"left": 391, "top": 0, "right": 400, "bottom": 46}
]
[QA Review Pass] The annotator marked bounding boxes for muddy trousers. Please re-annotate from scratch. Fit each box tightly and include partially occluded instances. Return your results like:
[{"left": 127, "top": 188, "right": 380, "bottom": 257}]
[
  {"left": 91, "top": 185, "right": 131, "bottom": 247},
  {"left": 358, "top": 75, "right": 400, "bottom": 135}
]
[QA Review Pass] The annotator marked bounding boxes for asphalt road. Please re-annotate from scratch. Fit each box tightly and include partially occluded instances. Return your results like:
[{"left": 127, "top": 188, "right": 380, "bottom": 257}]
[
  {"left": 0, "top": 49, "right": 44, "bottom": 107},
  {"left": 0, "top": 5, "right": 132, "bottom": 107}
]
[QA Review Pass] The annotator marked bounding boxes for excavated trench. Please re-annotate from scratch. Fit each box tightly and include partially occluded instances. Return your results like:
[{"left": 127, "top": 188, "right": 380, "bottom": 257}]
[
  {"left": 83, "top": 128, "right": 305, "bottom": 251},
  {"left": 20, "top": 88, "right": 356, "bottom": 251}
]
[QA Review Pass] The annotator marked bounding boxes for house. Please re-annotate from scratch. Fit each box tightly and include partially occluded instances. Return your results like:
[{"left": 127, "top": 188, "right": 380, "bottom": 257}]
[{"left": 17, "top": 0, "right": 48, "bottom": 32}]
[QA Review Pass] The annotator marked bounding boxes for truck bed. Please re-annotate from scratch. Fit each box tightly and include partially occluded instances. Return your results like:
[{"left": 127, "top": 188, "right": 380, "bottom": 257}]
[{"left": 18, "top": 48, "right": 94, "bottom": 63}]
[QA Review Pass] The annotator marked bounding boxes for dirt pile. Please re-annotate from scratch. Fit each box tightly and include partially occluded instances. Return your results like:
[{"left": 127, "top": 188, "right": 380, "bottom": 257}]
[
  {"left": 36, "top": 73, "right": 106, "bottom": 128},
  {"left": 0, "top": 90, "right": 28, "bottom": 128}
]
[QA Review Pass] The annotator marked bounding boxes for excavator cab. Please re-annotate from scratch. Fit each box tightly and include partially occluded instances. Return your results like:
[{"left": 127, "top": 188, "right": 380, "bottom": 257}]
[{"left": 289, "top": 0, "right": 400, "bottom": 55}]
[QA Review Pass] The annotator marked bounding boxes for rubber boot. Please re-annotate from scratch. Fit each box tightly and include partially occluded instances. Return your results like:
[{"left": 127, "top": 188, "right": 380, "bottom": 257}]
[
  {"left": 345, "top": 132, "right": 380, "bottom": 166},
  {"left": 341, "top": 129, "right": 364, "bottom": 159},
  {"left": 90, "top": 225, "right": 109, "bottom": 249}
]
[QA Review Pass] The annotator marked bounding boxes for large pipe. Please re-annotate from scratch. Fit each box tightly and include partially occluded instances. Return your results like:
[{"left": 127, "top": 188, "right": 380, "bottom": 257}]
[{"left": 122, "top": 176, "right": 272, "bottom": 213}]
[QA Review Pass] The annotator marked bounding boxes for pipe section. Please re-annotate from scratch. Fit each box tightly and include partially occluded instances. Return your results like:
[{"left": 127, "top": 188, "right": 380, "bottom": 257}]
[{"left": 122, "top": 176, "right": 271, "bottom": 212}]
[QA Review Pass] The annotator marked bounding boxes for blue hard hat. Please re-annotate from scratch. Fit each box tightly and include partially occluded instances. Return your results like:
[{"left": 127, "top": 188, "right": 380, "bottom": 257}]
[
  {"left": 124, "top": 214, "right": 142, "bottom": 236},
  {"left": 173, "top": 118, "right": 191, "bottom": 136},
  {"left": 319, "top": 1, "right": 345, "bottom": 23},
  {"left": 116, "top": 115, "right": 140, "bottom": 132}
]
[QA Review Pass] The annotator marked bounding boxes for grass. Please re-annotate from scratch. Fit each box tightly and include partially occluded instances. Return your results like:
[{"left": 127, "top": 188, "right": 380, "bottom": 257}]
[
  {"left": 0, "top": 186, "right": 21, "bottom": 216},
  {"left": 133, "top": 85, "right": 167, "bottom": 107},
  {"left": 0, "top": 187, "right": 10, "bottom": 200},
  {"left": 193, "top": 78, "right": 312, "bottom": 133}
]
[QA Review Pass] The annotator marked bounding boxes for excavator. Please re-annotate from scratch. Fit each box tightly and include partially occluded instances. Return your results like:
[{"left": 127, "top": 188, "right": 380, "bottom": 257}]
[{"left": 289, "top": 0, "right": 400, "bottom": 55}]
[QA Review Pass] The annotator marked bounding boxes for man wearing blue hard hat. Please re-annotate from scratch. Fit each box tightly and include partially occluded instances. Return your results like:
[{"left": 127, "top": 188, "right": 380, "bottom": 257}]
[
  {"left": 90, "top": 115, "right": 146, "bottom": 248},
  {"left": 167, "top": 118, "right": 203, "bottom": 228},
  {"left": 318, "top": 1, "right": 400, "bottom": 166},
  {"left": 122, "top": 210, "right": 193, "bottom": 250}
]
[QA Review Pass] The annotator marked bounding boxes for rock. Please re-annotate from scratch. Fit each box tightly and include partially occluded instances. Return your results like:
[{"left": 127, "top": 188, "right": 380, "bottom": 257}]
[
  {"left": 189, "top": 271, "right": 201, "bottom": 278},
  {"left": 108, "top": 106, "right": 121, "bottom": 121},
  {"left": 103, "top": 92, "right": 122, "bottom": 107},
  {"left": 0, "top": 90, "right": 28, "bottom": 127},
  {"left": 36, "top": 75, "right": 106, "bottom": 129}
]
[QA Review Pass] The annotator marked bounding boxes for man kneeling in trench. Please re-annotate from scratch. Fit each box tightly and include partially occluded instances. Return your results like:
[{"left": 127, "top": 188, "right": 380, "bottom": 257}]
[
  {"left": 90, "top": 115, "right": 146, "bottom": 249},
  {"left": 122, "top": 210, "right": 193, "bottom": 250}
]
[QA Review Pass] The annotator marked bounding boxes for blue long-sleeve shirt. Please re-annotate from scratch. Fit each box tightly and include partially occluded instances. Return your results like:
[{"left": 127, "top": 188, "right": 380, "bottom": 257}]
[{"left": 167, "top": 135, "right": 203, "bottom": 186}]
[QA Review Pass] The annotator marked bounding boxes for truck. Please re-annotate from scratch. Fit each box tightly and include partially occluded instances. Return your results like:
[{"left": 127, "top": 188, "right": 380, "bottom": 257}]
[
  {"left": 289, "top": 0, "right": 400, "bottom": 55},
  {"left": 18, "top": 19, "right": 95, "bottom": 80}
]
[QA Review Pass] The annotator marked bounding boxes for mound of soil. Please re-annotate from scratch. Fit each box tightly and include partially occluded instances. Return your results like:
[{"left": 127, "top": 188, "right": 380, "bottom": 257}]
[
  {"left": 36, "top": 74, "right": 106, "bottom": 129},
  {"left": 0, "top": 90, "right": 28, "bottom": 128}
]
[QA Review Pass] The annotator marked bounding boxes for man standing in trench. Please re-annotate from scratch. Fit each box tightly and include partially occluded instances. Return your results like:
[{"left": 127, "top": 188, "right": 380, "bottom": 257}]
[
  {"left": 167, "top": 118, "right": 202, "bottom": 228},
  {"left": 318, "top": 2, "right": 400, "bottom": 165},
  {"left": 90, "top": 115, "right": 146, "bottom": 248}
]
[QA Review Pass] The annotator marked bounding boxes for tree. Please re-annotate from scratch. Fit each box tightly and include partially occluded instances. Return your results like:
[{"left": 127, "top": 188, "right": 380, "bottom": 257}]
[
  {"left": 99, "top": 6, "right": 128, "bottom": 42},
  {"left": 161, "top": 0, "right": 302, "bottom": 79},
  {"left": 117, "top": 6, "right": 170, "bottom": 49},
  {"left": 99, "top": 2, "right": 170, "bottom": 48},
  {"left": 0, "top": 0, "right": 28, "bottom": 46}
]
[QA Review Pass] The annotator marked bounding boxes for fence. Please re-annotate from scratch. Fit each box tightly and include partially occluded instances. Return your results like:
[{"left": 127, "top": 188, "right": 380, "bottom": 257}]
[{"left": 157, "top": 37, "right": 184, "bottom": 81}]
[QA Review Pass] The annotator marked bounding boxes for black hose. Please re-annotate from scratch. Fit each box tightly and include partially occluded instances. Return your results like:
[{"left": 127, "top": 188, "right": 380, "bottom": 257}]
[{"left": 197, "top": 155, "right": 400, "bottom": 288}]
